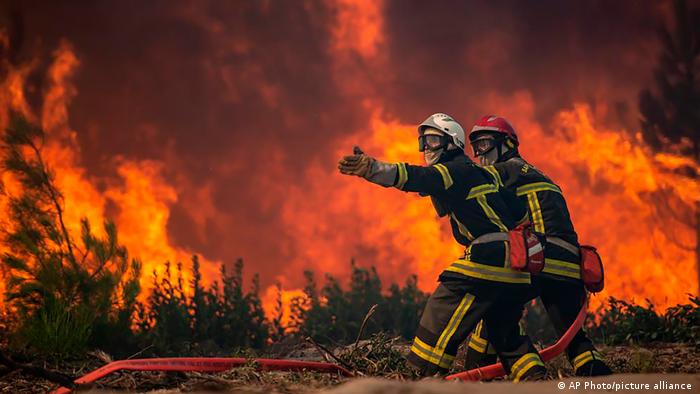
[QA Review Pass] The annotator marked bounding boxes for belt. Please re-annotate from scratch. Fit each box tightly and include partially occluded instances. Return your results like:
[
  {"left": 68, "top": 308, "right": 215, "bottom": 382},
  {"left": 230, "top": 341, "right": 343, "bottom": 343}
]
[
  {"left": 470, "top": 232, "right": 509, "bottom": 245},
  {"left": 547, "top": 236, "right": 580, "bottom": 256}
]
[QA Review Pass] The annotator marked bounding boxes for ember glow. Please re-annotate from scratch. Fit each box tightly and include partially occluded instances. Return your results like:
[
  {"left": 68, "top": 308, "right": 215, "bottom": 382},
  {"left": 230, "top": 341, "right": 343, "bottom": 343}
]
[{"left": 1, "top": 1, "right": 697, "bottom": 320}]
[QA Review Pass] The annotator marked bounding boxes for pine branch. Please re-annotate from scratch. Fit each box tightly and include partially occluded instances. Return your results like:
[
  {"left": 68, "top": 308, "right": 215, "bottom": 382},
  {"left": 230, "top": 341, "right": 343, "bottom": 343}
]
[
  {"left": 27, "top": 139, "right": 78, "bottom": 270},
  {"left": 304, "top": 336, "right": 356, "bottom": 375},
  {"left": 353, "top": 304, "right": 378, "bottom": 351}
]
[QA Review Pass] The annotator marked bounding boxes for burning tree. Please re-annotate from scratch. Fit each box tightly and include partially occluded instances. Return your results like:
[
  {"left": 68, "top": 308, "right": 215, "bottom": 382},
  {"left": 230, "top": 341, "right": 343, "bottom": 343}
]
[
  {"left": 638, "top": 0, "right": 700, "bottom": 293},
  {"left": 0, "top": 114, "right": 141, "bottom": 357}
]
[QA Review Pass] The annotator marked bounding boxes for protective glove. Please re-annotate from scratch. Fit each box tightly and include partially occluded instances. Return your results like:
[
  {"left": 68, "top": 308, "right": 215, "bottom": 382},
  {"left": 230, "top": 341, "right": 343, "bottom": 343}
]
[{"left": 338, "top": 146, "right": 375, "bottom": 178}]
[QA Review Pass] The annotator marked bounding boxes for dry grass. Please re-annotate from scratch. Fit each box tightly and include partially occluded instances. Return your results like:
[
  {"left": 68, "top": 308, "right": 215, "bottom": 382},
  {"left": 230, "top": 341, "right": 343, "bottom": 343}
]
[{"left": 2, "top": 341, "right": 699, "bottom": 393}]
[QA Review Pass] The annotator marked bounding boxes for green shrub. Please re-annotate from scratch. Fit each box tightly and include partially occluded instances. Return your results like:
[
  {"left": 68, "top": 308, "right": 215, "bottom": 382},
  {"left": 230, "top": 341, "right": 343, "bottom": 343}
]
[
  {"left": 588, "top": 295, "right": 700, "bottom": 346},
  {"left": 289, "top": 261, "right": 428, "bottom": 344},
  {"left": 136, "top": 256, "right": 269, "bottom": 356},
  {"left": 0, "top": 114, "right": 142, "bottom": 359},
  {"left": 663, "top": 296, "right": 700, "bottom": 345},
  {"left": 18, "top": 298, "right": 92, "bottom": 359}
]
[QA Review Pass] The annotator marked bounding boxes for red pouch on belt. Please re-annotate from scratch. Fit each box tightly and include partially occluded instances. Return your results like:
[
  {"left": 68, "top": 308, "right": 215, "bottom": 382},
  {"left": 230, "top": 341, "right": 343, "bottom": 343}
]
[
  {"left": 580, "top": 245, "right": 604, "bottom": 292},
  {"left": 508, "top": 224, "right": 545, "bottom": 273}
]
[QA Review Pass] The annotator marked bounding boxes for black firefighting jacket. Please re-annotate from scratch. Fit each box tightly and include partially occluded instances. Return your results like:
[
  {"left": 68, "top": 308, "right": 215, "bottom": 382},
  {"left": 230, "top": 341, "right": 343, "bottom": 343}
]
[
  {"left": 486, "top": 151, "right": 581, "bottom": 281},
  {"left": 391, "top": 150, "right": 530, "bottom": 285}
]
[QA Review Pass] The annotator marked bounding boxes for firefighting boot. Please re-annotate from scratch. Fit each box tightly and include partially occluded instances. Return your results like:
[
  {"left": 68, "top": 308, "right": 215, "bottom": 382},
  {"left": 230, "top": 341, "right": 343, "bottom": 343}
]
[
  {"left": 515, "top": 364, "right": 548, "bottom": 381},
  {"left": 464, "top": 346, "right": 498, "bottom": 370},
  {"left": 572, "top": 350, "right": 613, "bottom": 376},
  {"left": 508, "top": 353, "right": 548, "bottom": 382},
  {"left": 464, "top": 320, "right": 498, "bottom": 369}
]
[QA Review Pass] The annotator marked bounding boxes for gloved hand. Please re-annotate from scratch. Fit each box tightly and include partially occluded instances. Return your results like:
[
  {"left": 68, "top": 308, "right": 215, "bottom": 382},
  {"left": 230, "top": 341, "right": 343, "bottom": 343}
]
[{"left": 338, "top": 146, "right": 375, "bottom": 178}]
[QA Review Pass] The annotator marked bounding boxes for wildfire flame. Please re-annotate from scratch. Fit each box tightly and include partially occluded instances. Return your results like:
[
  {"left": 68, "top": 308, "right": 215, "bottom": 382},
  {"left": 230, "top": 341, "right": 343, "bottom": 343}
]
[
  {"left": 0, "top": 39, "right": 221, "bottom": 301},
  {"left": 1, "top": 1, "right": 698, "bottom": 328},
  {"left": 268, "top": 97, "right": 698, "bottom": 316}
]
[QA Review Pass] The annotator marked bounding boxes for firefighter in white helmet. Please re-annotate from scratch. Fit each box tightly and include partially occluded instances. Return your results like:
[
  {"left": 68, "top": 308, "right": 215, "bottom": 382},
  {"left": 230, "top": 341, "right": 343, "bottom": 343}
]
[{"left": 337, "top": 113, "right": 546, "bottom": 381}]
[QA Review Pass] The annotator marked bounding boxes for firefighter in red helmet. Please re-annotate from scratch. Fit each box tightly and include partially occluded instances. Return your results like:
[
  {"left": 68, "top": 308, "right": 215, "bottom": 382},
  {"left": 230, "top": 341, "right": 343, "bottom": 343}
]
[
  {"left": 465, "top": 115, "right": 612, "bottom": 376},
  {"left": 337, "top": 113, "right": 547, "bottom": 381}
]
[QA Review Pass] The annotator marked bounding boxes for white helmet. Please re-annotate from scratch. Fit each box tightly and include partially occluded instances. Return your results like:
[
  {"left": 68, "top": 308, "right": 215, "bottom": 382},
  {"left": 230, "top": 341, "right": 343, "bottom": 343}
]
[{"left": 418, "top": 113, "right": 465, "bottom": 150}]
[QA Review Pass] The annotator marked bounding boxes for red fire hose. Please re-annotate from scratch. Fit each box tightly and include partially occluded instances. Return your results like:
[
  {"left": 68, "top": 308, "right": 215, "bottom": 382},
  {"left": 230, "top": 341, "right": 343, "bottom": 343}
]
[
  {"left": 445, "top": 298, "right": 588, "bottom": 381},
  {"left": 52, "top": 358, "right": 353, "bottom": 394},
  {"left": 53, "top": 300, "right": 588, "bottom": 393}
]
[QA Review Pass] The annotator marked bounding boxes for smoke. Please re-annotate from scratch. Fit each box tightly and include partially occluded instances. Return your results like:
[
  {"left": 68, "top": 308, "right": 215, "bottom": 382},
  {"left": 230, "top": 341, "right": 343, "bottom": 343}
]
[{"left": 2, "top": 0, "right": 698, "bottom": 312}]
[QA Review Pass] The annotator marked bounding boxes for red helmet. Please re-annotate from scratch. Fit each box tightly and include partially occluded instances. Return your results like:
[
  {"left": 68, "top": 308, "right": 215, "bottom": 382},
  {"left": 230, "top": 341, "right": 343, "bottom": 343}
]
[{"left": 468, "top": 115, "right": 519, "bottom": 147}]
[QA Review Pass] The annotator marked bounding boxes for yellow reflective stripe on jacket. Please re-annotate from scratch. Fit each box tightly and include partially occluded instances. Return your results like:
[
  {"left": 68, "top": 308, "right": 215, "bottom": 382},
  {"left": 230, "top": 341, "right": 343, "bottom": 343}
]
[
  {"left": 572, "top": 350, "right": 603, "bottom": 371},
  {"left": 483, "top": 165, "right": 503, "bottom": 187},
  {"left": 515, "top": 182, "right": 562, "bottom": 196},
  {"left": 467, "top": 183, "right": 498, "bottom": 199},
  {"left": 477, "top": 195, "right": 508, "bottom": 232},
  {"left": 395, "top": 163, "right": 408, "bottom": 189},
  {"left": 511, "top": 353, "right": 544, "bottom": 382},
  {"left": 526, "top": 192, "right": 545, "bottom": 233},
  {"left": 445, "top": 259, "right": 531, "bottom": 284},
  {"left": 433, "top": 163, "right": 454, "bottom": 189},
  {"left": 543, "top": 258, "right": 581, "bottom": 279},
  {"left": 410, "top": 337, "right": 454, "bottom": 369},
  {"left": 451, "top": 213, "right": 475, "bottom": 241},
  {"left": 517, "top": 181, "right": 561, "bottom": 233}
]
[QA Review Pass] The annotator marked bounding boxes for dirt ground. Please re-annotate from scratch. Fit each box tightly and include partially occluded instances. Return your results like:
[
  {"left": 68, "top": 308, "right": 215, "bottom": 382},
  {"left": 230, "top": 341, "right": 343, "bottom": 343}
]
[
  {"left": 1, "top": 343, "right": 699, "bottom": 393},
  {"left": 58, "top": 374, "right": 700, "bottom": 394},
  {"left": 321, "top": 374, "right": 699, "bottom": 394}
]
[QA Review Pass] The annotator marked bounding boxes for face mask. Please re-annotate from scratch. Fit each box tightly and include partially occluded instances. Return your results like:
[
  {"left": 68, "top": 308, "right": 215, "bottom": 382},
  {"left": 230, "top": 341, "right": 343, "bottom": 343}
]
[
  {"left": 479, "top": 148, "right": 499, "bottom": 166},
  {"left": 471, "top": 137, "right": 496, "bottom": 157},
  {"left": 424, "top": 148, "right": 443, "bottom": 165}
]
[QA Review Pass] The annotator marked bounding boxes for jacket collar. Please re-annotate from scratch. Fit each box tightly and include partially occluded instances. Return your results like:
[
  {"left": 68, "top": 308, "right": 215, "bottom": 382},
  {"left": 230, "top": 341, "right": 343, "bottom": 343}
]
[
  {"left": 499, "top": 149, "right": 521, "bottom": 162},
  {"left": 437, "top": 148, "right": 466, "bottom": 164}
]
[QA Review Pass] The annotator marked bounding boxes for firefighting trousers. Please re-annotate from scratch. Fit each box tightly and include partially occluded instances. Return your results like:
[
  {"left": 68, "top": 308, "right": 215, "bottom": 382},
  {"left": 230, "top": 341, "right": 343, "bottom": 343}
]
[
  {"left": 407, "top": 280, "right": 545, "bottom": 380},
  {"left": 465, "top": 276, "right": 604, "bottom": 374}
]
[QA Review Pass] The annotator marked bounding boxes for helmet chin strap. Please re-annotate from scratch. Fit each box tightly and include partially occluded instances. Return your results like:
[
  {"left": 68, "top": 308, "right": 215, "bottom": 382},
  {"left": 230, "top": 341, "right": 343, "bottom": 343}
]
[{"left": 496, "top": 142, "right": 504, "bottom": 161}]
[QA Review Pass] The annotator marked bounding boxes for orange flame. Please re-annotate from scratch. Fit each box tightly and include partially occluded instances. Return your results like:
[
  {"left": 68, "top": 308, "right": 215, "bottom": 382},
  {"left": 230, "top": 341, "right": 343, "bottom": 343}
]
[
  {"left": 266, "top": 102, "right": 700, "bottom": 318},
  {"left": 260, "top": 1, "right": 698, "bottom": 317},
  {"left": 0, "top": 40, "right": 220, "bottom": 303},
  {"left": 271, "top": 92, "right": 697, "bottom": 313},
  {"left": 1, "top": 10, "right": 697, "bottom": 327}
]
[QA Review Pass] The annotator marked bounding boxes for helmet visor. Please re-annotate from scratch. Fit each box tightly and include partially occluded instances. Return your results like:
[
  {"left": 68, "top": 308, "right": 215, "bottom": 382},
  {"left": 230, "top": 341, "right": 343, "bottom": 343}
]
[
  {"left": 418, "top": 134, "right": 447, "bottom": 152},
  {"left": 470, "top": 136, "right": 496, "bottom": 156}
]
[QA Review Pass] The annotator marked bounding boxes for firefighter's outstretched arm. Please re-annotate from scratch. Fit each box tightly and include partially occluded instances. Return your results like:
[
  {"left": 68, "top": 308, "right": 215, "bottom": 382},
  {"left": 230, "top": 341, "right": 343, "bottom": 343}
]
[
  {"left": 338, "top": 146, "right": 397, "bottom": 187},
  {"left": 338, "top": 146, "right": 455, "bottom": 196}
]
